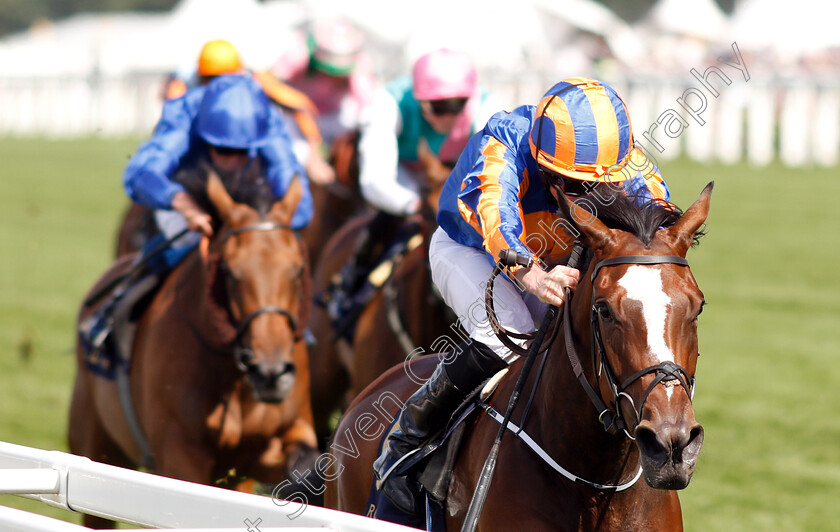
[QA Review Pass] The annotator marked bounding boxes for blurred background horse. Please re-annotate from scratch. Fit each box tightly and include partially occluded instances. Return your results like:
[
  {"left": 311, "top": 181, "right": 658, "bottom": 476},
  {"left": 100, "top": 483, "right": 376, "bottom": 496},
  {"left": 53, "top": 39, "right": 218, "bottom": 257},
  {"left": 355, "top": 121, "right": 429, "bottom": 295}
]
[
  {"left": 307, "top": 142, "right": 457, "bottom": 448},
  {"left": 70, "top": 168, "right": 319, "bottom": 528}
]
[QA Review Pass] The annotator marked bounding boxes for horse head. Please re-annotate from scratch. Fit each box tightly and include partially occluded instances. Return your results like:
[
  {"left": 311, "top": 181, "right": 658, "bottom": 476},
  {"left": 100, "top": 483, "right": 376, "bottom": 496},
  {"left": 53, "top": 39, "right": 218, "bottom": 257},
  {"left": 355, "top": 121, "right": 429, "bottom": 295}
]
[
  {"left": 204, "top": 170, "right": 307, "bottom": 403},
  {"left": 557, "top": 182, "right": 713, "bottom": 490},
  {"left": 416, "top": 139, "right": 453, "bottom": 222}
]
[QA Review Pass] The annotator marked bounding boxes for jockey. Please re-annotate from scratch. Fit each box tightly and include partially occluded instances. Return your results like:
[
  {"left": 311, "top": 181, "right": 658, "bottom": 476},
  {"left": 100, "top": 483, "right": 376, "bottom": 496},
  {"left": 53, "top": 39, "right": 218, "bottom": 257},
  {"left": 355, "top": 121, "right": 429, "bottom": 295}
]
[
  {"left": 271, "top": 18, "right": 378, "bottom": 146},
  {"left": 339, "top": 48, "right": 502, "bottom": 293},
  {"left": 125, "top": 74, "right": 311, "bottom": 266},
  {"left": 322, "top": 48, "right": 502, "bottom": 333},
  {"left": 80, "top": 75, "right": 310, "bottom": 356},
  {"left": 358, "top": 48, "right": 501, "bottom": 218},
  {"left": 165, "top": 39, "right": 334, "bottom": 185},
  {"left": 372, "top": 77, "right": 670, "bottom": 513}
]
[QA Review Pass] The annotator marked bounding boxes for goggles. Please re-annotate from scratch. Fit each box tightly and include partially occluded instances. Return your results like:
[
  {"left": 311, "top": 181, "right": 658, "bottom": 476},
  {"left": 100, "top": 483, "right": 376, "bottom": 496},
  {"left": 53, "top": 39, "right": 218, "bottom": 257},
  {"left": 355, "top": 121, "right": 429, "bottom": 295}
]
[
  {"left": 209, "top": 145, "right": 249, "bottom": 157},
  {"left": 538, "top": 166, "right": 589, "bottom": 197},
  {"left": 424, "top": 97, "right": 468, "bottom": 116}
]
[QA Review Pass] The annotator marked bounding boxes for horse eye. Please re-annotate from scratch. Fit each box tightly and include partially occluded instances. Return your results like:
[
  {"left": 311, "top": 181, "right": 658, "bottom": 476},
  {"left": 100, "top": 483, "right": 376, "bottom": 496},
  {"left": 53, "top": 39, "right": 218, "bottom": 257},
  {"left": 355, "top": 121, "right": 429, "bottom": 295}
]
[
  {"left": 594, "top": 302, "right": 613, "bottom": 321},
  {"left": 695, "top": 301, "right": 706, "bottom": 320}
]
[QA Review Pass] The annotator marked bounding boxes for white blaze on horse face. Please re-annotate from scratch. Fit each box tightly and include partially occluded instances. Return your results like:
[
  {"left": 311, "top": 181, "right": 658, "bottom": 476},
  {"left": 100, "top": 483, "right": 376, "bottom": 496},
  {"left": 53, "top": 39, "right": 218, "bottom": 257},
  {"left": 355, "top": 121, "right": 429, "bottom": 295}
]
[{"left": 617, "top": 266, "right": 674, "bottom": 365}]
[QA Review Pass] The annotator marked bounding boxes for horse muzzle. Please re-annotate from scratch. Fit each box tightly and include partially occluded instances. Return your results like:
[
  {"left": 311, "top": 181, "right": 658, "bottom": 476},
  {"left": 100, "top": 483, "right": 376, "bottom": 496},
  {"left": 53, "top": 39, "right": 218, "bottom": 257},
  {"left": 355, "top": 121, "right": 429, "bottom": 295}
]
[
  {"left": 249, "top": 361, "right": 297, "bottom": 403},
  {"left": 236, "top": 347, "right": 297, "bottom": 403},
  {"left": 635, "top": 418, "right": 704, "bottom": 490}
]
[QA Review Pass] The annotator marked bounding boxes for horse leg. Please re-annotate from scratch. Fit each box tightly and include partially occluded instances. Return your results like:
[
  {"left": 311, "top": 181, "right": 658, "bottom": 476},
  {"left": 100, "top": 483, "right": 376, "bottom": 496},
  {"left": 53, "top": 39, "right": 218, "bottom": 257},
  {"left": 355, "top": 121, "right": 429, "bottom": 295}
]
[
  {"left": 308, "top": 304, "right": 350, "bottom": 450},
  {"left": 152, "top": 433, "right": 217, "bottom": 485},
  {"left": 68, "top": 370, "right": 134, "bottom": 529},
  {"left": 249, "top": 420, "right": 324, "bottom": 507}
]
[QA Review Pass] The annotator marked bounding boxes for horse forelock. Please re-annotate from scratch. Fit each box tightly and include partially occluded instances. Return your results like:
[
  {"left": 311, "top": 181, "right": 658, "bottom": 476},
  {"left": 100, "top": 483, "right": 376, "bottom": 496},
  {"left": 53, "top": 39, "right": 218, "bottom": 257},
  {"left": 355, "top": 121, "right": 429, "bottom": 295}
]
[{"left": 578, "top": 186, "right": 705, "bottom": 247}]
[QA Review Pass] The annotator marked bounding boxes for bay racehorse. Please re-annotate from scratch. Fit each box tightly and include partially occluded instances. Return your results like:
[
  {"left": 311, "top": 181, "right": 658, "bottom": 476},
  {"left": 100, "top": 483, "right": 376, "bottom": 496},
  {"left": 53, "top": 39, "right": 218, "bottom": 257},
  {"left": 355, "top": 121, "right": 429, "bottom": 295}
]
[
  {"left": 70, "top": 171, "right": 319, "bottom": 528},
  {"left": 308, "top": 142, "right": 456, "bottom": 447},
  {"left": 324, "top": 183, "right": 714, "bottom": 531}
]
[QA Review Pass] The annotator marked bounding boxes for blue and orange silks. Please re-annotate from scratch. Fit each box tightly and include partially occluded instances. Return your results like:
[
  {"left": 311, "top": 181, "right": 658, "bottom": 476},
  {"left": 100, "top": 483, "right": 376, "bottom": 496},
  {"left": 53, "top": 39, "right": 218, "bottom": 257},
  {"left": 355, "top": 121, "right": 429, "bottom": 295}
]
[{"left": 436, "top": 104, "right": 669, "bottom": 266}]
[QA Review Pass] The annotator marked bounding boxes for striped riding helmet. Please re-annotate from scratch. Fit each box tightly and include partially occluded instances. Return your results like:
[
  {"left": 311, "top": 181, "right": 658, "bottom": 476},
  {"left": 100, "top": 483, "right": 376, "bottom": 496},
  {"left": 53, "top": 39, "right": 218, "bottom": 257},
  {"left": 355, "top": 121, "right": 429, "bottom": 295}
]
[{"left": 529, "top": 77, "right": 645, "bottom": 182}]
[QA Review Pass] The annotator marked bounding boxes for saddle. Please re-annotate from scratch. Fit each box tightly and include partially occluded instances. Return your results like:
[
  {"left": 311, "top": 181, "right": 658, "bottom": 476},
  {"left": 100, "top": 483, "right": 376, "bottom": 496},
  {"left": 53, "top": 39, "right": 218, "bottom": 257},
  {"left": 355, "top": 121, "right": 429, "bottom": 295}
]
[{"left": 78, "top": 268, "right": 164, "bottom": 380}]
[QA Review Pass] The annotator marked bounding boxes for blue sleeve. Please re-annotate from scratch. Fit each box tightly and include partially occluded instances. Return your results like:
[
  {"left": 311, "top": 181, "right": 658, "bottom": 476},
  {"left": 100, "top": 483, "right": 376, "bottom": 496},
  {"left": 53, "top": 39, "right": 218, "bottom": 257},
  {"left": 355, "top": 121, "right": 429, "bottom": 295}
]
[
  {"left": 456, "top": 134, "right": 532, "bottom": 262},
  {"left": 123, "top": 97, "right": 193, "bottom": 209},
  {"left": 259, "top": 105, "right": 313, "bottom": 229}
]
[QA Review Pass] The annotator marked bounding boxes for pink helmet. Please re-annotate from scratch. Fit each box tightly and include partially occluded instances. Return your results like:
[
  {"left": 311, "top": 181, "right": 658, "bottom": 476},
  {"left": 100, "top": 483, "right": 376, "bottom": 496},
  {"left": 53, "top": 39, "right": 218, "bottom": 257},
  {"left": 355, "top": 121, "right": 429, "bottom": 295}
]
[{"left": 412, "top": 49, "right": 477, "bottom": 101}]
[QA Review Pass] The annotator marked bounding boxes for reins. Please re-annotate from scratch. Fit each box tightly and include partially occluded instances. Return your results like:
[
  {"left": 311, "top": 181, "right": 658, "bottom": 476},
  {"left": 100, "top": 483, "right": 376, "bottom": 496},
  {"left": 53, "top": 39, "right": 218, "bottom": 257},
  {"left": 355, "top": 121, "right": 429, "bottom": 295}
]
[
  {"left": 473, "top": 245, "right": 696, "bottom": 504},
  {"left": 564, "top": 254, "right": 695, "bottom": 437}
]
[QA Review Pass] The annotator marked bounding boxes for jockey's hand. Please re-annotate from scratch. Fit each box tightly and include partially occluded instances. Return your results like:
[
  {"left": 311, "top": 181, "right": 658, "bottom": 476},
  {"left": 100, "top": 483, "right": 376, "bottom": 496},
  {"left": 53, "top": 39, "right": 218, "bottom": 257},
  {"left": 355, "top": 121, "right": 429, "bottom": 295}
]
[
  {"left": 171, "top": 192, "right": 214, "bottom": 237},
  {"left": 307, "top": 151, "right": 336, "bottom": 186},
  {"left": 515, "top": 264, "right": 580, "bottom": 307}
]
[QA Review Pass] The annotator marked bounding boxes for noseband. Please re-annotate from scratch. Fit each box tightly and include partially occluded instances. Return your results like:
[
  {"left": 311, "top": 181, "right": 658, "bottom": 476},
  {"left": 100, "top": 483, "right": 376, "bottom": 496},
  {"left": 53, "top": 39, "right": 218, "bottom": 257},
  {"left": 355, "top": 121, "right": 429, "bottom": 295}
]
[
  {"left": 214, "top": 221, "right": 305, "bottom": 373},
  {"left": 564, "top": 250, "right": 696, "bottom": 438}
]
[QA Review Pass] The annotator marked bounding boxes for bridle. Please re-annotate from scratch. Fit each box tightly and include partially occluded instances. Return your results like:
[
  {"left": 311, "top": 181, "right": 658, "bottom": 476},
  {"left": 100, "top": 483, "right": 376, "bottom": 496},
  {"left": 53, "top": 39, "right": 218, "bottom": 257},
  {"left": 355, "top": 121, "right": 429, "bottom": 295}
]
[
  {"left": 212, "top": 220, "right": 307, "bottom": 373},
  {"left": 564, "top": 248, "right": 696, "bottom": 439}
]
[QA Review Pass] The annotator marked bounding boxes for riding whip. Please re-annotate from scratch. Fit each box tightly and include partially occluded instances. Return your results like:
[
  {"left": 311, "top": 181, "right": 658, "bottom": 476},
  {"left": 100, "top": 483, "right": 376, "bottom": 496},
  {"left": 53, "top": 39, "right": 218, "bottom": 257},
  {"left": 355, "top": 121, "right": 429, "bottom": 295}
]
[{"left": 460, "top": 242, "right": 585, "bottom": 532}]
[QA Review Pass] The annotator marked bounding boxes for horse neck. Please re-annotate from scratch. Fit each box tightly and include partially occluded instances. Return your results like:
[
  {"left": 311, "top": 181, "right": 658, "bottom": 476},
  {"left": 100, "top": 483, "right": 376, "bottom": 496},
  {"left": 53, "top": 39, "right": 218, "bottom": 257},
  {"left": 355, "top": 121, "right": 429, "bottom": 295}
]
[
  {"left": 530, "top": 262, "right": 638, "bottom": 480},
  {"left": 172, "top": 247, "right": 235, "bottom": 355}
]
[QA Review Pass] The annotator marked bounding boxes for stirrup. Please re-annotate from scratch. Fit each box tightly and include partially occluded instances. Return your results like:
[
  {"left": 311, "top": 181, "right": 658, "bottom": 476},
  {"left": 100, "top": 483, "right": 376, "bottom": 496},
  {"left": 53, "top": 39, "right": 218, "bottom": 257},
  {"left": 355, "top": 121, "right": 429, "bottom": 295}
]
[{"left": 375, "top": 446, "right": 424, "bottom": 489}]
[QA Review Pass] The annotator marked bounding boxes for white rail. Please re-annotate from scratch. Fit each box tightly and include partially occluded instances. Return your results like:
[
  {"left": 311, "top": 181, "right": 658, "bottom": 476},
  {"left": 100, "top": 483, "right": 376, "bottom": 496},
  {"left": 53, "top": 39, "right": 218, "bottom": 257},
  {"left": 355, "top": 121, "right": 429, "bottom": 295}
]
[{"left": 0, "top": 441, "right": 419, "bottom": 531}]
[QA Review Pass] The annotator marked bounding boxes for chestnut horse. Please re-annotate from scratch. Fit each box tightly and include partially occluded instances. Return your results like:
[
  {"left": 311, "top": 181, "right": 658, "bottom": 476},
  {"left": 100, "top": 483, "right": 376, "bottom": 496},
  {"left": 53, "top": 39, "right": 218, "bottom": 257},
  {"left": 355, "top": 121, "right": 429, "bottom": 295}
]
[
  {"left": 308, "top": 143, "right": 455, "bottom": 447},
  {"left": 299, "top": 129, "right": 367, "bottom": 269},
  {"left": 70, "top": 172, "right": 318, "bottom": 528},
  {"left": 324, "top": 183, "right": 714, "bottom": 531}
]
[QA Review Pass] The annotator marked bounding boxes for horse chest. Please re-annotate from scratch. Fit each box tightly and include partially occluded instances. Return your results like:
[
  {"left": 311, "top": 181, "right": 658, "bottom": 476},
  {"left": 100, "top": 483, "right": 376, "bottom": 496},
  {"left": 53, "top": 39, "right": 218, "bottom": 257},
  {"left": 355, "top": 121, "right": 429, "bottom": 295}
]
[{"left": 205, "top": 388, "right": 288, "bottom": 449}]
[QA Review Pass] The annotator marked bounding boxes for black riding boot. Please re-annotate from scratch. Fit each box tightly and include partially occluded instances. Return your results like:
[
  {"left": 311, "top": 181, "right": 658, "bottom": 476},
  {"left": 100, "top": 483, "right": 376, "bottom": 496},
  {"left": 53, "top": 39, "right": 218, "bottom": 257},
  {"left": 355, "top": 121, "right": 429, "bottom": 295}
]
[{"left": 373, "top": 340, "right": 507, "bottom": 514}]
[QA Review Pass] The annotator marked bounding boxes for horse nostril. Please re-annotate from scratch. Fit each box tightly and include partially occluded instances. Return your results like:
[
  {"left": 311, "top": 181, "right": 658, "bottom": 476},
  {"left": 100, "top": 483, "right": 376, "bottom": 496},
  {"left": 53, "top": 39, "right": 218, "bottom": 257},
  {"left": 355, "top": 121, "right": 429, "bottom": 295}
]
[
  {"left": 280, "top": 362, "right": 296, "bottom": 377},
  {"left": 680, "top": 425, "right": 704, "bottom": 464},
  {"left": 635, "top": 426, "right": 667, "bottom": 467}
]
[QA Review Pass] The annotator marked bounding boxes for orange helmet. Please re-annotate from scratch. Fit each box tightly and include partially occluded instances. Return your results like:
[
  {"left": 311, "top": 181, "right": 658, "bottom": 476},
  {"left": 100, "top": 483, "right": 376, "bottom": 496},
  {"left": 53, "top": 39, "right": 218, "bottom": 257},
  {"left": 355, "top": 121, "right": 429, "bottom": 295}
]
[{"left": 198, "top": 40, "right": 243, "bottom": 77}]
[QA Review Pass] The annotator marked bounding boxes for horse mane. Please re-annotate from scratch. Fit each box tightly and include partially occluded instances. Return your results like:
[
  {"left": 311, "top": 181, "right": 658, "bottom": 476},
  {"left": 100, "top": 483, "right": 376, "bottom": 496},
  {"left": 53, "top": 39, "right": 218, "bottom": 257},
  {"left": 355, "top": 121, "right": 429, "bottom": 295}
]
[
  {"left": 578, "top": 184, "right": 706, "bottom": 247},
  {"left": 175, "top": 158, "right": 276, "bottom": 221}
]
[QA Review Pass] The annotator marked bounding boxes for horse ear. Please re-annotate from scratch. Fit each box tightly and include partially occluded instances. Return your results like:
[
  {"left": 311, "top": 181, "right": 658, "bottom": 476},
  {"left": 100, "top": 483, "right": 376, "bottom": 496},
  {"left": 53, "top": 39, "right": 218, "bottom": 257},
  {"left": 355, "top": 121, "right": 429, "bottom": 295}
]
[
  {"left": 556, "top": 191, "right": 615, "bottom": 253},
  {"left": 206, "top": 169, "right": 235, "bottom": 222},
  {"left": 665, "top": 181, "right": 714, "bottom": 256},
  {"left": 269, "top": 175, "right": 303, "bottom": 223}
]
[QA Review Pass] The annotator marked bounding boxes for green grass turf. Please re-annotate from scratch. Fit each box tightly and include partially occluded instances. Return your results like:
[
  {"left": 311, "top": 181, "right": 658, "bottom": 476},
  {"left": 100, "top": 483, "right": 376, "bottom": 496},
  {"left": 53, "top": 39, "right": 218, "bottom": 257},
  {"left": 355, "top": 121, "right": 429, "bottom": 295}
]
[
  {"left": 0, "top": 138, "right": 838, "bottom": 529},
  {"left": 0, "top": 137, "right": 141, "bottom": 524}
]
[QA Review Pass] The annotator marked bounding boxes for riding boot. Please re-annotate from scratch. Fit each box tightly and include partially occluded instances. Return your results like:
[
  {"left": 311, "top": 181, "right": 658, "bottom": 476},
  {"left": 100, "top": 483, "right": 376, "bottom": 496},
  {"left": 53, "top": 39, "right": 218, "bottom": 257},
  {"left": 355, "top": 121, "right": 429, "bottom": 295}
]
[
  {"left": 373, "top": 340, "right": 508, "bottom": 514},
  {"left": 345, "top": 211, "right": 403, "bottom": 293}
]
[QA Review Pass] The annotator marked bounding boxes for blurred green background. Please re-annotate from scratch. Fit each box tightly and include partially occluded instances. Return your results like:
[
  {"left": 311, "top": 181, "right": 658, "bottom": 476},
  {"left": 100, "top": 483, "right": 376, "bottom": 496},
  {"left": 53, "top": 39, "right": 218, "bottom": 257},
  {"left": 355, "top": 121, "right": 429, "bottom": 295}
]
[{"left": 0, "top": 137, "right": 838, "bottom": 529}]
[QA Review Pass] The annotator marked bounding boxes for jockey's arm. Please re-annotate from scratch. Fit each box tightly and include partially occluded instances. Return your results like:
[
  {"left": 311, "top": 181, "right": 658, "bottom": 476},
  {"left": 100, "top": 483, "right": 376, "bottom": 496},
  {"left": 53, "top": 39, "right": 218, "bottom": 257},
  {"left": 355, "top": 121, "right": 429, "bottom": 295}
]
[
  {"left": 466, "top": 136, "right": 579, "bottom": 306},
  {"left": 358, "top": 88, "right": 421, "bottom": 216},
  {"left": 252, "top": 70, "right": 335, "bottom": 186},
  {"left": 123, "top": 97, "right": 194, "bottom": 210}
]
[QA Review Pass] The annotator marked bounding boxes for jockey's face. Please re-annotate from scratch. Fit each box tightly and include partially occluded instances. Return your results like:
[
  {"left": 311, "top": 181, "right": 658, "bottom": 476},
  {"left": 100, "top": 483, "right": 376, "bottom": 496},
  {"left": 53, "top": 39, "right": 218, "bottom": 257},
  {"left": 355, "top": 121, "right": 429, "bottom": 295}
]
[
  {"left": 209, "top": 145, "right": 250, "bottom": 174},
  {"left": 420, "top": 98, "right": 468, "bottom": 134}
]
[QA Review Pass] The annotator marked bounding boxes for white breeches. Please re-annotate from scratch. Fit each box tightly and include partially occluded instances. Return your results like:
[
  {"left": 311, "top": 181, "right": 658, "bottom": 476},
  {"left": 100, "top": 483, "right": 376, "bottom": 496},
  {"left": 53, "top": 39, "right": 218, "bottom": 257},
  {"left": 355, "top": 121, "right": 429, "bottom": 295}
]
[
  {"left": 429, "top": 227, "right": 547, "bottom": 363},
  {"left": 153, "top": 209, "right": 201, "bottom": 249}
]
